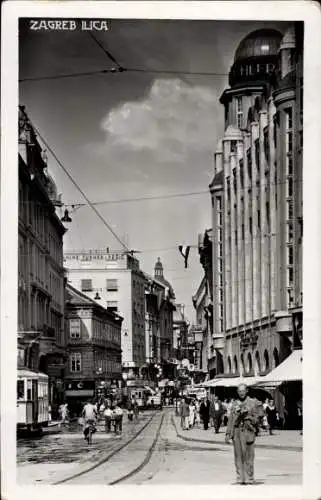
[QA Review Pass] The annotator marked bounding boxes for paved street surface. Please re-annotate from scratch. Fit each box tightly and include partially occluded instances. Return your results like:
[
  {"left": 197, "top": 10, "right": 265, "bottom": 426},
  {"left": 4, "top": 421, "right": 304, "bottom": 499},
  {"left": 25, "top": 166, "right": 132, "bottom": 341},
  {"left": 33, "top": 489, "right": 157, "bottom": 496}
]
[
  {"left": 17, "top": 411, "right": 154, "bottom": 484},
  {"left": 17, "top": 409, "right": 302, "bottom": 485}
]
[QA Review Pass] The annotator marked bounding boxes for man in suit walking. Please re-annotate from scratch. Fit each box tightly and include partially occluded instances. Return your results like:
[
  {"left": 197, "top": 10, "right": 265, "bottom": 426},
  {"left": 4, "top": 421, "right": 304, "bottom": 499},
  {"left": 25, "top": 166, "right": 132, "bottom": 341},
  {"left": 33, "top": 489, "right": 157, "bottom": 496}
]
[
  {"left": 200, "top": 396, "right": 211, "bottom": 430},
  {"left": 225, "top": 384, "right": 264, "bottom": 485},
  {"left": 211, "top": 395, "right": 225, "bottom": 433}
]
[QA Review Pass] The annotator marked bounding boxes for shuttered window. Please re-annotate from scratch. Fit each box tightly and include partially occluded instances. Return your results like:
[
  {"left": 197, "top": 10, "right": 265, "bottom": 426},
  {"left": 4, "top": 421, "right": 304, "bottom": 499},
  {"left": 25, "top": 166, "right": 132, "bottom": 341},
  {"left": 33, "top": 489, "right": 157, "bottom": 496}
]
[
  {"left": 106, "top": 279, "right": 118, "bottom": 291},
  {"left": 81, "top": 279, "right": 92, "bottom": 292}
]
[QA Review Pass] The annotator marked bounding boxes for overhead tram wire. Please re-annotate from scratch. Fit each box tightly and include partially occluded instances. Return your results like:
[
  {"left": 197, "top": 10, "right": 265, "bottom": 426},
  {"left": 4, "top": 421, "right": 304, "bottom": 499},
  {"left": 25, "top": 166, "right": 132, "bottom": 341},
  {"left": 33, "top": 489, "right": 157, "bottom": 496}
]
[
  {"left": 86, "top": 31, "right": 124, "bottom": 71},
  {"left": 19, "top": 68, "right": 228, "bottom": 83},
  {"left": 31, "top": 123, "right": 130, "bottom": 252},
  {"left": 64, "top": 190, "right": 209, "bottom": 209}
]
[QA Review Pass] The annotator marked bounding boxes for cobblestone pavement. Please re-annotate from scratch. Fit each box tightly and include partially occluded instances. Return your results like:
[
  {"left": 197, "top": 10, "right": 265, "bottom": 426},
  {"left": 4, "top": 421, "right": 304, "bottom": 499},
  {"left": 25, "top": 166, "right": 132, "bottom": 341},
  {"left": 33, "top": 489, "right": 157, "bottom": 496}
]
[{"left": 17, "top": 411, "right": 155, "bottom": 484}]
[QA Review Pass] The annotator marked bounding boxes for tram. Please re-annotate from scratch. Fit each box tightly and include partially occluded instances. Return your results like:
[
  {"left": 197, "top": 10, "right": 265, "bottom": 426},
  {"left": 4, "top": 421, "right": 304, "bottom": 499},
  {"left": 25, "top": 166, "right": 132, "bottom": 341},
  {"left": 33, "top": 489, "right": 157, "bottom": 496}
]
[{"left": 17, "top": 368, "right": 50, "bottom": 432}]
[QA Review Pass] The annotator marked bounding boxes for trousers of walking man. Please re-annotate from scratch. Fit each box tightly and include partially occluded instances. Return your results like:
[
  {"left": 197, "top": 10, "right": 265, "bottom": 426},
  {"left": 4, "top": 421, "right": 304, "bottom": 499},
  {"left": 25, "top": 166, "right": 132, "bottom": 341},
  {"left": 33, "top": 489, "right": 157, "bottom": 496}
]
[{"left": 225, "top": 384, "right": 264, "bottom": 485}]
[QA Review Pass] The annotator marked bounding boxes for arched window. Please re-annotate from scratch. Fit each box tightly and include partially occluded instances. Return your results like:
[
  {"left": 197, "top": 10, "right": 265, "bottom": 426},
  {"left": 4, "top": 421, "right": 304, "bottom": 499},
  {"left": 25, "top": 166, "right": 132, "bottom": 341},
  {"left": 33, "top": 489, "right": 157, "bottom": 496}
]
[
  {"left": 227, "top": 356, "right": 232, "bottom": 374},
  {"left": 233, "top": 355, "right": 238, "bottom": 374},
  {"left": 273, "top": 348, "right": 279, "bottom": 368},
  {"left": 247, "top": 352, "right": 253, "bottom": 373},
  {"left": 264, "top": 350, "right": 270, "bottom": 372},
  {"left": 240, "top": 353, "right": 245, "bottom": 376},
  {"left": 254, "top": 351, "right": 261, "bottom": 376}
]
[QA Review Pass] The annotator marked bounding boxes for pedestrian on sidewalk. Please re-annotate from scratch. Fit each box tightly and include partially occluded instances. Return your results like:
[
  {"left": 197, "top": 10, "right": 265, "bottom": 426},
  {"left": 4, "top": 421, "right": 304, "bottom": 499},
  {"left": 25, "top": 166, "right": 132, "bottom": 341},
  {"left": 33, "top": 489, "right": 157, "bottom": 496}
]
[
  {"left": 180, "top": 398, "right": 190, "bottom": 430},
  {"left": 222, "top": 399, "right": 228, "bottom": 426},
  {"left": 189, "top": 400, "right": 196, "bottom": 429},
  {"left": 194, "top": 399, "right": 201, "bottom": 427},
  {"left": 266, "top": 399, "right": 277, "bottom": 435},
  {"left": 200, "top": 396, "right": 211, "bottom": 430},
  {"left": 212, "top": 395, "right": 224, "bottom": 434},
  {"left": 225, "top": 384, "right": 264, "bottom": 485}
]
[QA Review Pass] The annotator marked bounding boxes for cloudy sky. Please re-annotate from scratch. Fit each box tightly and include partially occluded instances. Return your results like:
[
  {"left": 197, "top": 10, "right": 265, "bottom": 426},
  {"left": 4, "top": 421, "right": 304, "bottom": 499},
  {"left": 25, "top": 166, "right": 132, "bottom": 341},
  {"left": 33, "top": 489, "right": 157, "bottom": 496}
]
[{"left": 19, "top": 18, "right": 285, "bottom": 319}]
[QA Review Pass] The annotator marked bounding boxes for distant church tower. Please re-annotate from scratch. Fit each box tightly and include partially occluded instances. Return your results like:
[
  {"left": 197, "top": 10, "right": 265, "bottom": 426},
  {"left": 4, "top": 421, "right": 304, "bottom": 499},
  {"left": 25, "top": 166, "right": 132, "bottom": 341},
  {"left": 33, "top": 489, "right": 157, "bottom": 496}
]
[{"left": 154, "top": 257, "right": 164, "bottom": 279}]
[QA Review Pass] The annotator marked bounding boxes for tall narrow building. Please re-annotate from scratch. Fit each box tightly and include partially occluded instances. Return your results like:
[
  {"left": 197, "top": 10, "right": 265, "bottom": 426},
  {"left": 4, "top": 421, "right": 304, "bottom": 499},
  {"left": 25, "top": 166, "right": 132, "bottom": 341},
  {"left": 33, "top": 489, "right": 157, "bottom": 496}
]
[{"left": 210, "top": 24, "right": 303, "bottom": 378}]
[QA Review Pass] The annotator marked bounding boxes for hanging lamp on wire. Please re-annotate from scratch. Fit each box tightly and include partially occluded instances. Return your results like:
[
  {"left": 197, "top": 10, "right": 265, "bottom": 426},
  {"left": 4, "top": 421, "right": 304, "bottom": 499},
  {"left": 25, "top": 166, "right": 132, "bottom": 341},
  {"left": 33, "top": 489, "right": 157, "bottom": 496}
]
[{"left": 61, "top": 209, "right": 72, "bottom": 223}]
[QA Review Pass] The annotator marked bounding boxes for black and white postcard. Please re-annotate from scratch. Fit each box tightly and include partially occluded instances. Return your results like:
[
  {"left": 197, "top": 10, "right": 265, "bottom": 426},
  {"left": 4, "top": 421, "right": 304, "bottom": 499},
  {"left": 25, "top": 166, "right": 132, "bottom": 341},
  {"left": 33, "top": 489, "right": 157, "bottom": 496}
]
[{"left": 1, "top": 2, "right": 321, "bottom": 500}]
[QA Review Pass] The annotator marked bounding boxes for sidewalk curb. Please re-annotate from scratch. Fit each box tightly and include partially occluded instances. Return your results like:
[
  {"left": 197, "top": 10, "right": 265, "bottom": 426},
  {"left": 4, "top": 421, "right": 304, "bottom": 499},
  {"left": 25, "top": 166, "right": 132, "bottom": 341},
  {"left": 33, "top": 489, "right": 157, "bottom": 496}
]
[
  {"left": 52, "top": 412, "right": 157, "bottom": 485},
  {"left": 172, "top": 416, "right": 302, "bottom": 452}
]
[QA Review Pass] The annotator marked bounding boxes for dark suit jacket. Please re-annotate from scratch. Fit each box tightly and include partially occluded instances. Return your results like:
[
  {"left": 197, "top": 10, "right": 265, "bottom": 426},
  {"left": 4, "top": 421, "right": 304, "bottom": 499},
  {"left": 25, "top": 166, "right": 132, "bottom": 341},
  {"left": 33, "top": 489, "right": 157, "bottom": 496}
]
[{"left": 200, "top": 401, "right": 211, "bottom": 419}]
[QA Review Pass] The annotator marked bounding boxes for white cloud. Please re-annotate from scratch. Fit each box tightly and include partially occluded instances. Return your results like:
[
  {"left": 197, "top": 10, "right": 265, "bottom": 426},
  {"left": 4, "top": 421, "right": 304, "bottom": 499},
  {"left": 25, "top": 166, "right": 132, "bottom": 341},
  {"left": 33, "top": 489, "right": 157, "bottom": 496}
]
[{"left": 101, "top": 79, "right": 222, "bottom": 163}]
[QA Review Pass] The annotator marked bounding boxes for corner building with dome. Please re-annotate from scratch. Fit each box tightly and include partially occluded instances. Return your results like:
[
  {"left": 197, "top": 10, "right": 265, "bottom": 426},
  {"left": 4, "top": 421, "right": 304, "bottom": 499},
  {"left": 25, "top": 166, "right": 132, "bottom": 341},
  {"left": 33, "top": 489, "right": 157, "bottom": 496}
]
[{"left": 209, "top": 24, "right": 303, "bottom": 380}]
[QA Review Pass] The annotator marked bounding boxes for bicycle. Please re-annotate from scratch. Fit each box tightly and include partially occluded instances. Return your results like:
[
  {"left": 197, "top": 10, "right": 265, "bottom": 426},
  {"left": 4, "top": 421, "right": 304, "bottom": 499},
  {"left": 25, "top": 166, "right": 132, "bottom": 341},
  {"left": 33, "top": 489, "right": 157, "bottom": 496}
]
[{"left": 84, "top": 419, "right": 96, "bottom": 445}]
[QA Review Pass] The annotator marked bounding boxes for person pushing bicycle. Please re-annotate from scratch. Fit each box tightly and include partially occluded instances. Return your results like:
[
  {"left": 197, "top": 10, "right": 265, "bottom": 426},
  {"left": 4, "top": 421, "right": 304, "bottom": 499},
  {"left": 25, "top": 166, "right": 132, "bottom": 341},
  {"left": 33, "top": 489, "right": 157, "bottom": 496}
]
[{"left": 82, "top": 400, "right": 97, "bottom": 442}]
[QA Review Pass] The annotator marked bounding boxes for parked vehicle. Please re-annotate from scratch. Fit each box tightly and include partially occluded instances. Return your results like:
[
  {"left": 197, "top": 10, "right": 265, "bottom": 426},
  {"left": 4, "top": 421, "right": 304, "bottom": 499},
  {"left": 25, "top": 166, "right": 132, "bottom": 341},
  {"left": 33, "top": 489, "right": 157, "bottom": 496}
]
[
  {"left": 186, "top": 387, "right": 207, "bottom": 401},
  {"left": 17, "top": 368, "right": 49, "bottom": 433}
]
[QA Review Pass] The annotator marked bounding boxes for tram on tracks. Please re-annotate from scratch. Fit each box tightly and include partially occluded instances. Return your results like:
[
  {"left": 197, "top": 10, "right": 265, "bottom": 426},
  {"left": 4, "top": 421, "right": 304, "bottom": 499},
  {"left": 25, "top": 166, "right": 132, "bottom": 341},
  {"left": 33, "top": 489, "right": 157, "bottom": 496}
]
[{"left": 17, "top": 368, "right": 50, "bottom": 433}]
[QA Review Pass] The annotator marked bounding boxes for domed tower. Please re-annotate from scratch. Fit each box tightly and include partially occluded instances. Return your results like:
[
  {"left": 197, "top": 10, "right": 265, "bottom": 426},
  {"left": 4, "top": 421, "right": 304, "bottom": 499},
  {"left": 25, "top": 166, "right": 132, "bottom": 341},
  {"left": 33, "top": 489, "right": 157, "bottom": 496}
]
[
  {"left": 221, "top": 29, "right": 283, "bottom": 130},
  {"left": 154, "top": 257, "right": 164, "bottom": 280}
]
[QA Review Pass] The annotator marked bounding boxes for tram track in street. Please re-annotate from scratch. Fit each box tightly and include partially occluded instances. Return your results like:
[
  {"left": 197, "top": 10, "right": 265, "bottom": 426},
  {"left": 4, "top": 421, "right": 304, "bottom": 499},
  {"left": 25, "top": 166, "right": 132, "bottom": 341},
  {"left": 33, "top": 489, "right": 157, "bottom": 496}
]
[
  {"left": 53, "top": 410, "right": 159, "bottom": 485},
  {"left": 109, "top": 412, "right": 165, "bottom": 484}
]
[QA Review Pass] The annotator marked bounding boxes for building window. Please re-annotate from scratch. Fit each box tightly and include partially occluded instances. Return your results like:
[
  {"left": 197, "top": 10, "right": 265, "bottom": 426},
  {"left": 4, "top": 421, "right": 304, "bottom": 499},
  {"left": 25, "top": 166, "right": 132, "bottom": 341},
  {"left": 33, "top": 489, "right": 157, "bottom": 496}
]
[
  {"left": 107, "top": 301, "right": 118, "bottom": 313},
  {"left": 287, "top": 200, "right": 294, "bottom": 220},
  {"left": 249, "top": 217, "right": 253, "bottom": 236},
  {"left": 263, "top": 128, "right": 270, "bottom": 164},
  {"left": 106, "top": 279, "right": 118, "bottom": 291},
  {"left": 257, "top": 210, "right": 261, "bottom": 231},
  {"left": 239, "top": 160, "right": 244, "bottom": 189},
  {"left": 288, "top": 246, "right": 294, "bottom": 265},
  {"left": 70, "top": 353, "right": 81, "bottom": 372},
  {"left": 231, "top": 141, "right": 237, "bottom": 153},
  {"left": 236, "top": 97, "right": 243, "bottom": 129},
  {"left": 81, "top": 279, "right": 92, "bottom": 292},
  {"left": 266, "top": 202, "right": 270, "bottom": 230},
  {"left": 285, "top": 107, "right": 293, "bottom": 129},
  {"left": 287, "top": 222, "right": 294, "bottom": 242},
  {"left": 247, "top": 353, "right": 253, "bottom": 373},
  {"left": 287, "top": 177, "right": 293, "bottom": 198},
  {"left": 247, "top": 149, "right": 252, "bottom": 186},
  {"left": 233, "top": 169, "right": 237, "bottom": 193},
  {"left": 255, "top": 140, "right": 260, "bottom": 171},
  {"left": 69, "top": 318, "right": 81, "bottom": 339},
  {"left": 241, "top": 223, "right": 245, "bottom": 240},
  {"left": 288, "top": 267, "right": 294, "bottom": 285},
  {"left": 286, "top": 155, "right": 293, "bottom": 177}
]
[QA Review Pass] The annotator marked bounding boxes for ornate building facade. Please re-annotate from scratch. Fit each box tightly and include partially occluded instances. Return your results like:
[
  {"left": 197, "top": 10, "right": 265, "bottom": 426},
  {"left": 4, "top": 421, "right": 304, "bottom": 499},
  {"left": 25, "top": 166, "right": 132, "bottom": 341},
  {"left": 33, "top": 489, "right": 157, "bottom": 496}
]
[
  {"left": 64, "top": 284, "right": 122, "bottom": 412},
  {"left": 210, "top": 24, "right": 303, "bottom": 378},
  {"left": 18, "top": 105, "right": 67, "bottom": 407},
  {"left": 64, "top": 249, "right": 146, "bottom": 378},
  {"left": 144, "top": 262, "right": 176, "bottom": 369}
]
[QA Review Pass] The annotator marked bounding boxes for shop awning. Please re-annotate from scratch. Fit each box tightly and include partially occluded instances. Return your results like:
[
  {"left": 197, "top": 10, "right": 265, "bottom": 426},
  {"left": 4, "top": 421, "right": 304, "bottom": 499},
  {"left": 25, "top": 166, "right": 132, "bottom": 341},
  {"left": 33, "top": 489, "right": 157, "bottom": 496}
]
[
  {"left": 254, "top": 349, "right": 302, "bottom": 387},
  {"left": 207, "top": 376, "right": 260, "bottom": 387},
  {"left": 17, "top": 369, "right": 48, "bottom": 380}
]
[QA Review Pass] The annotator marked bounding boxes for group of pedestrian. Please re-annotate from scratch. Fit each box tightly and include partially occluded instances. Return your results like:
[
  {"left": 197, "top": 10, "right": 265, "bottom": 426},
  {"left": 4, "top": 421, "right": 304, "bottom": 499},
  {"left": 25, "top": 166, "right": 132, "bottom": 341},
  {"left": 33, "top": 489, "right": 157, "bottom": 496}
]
[
  {"left": 179, "top": 394, "right": 226, "bottom": 433},
  {"left": 99, "top": 400, "right": 124, "bottom": 434},
  {"left": 179, "top": 398, "right": 201, "bottom": 430}
]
